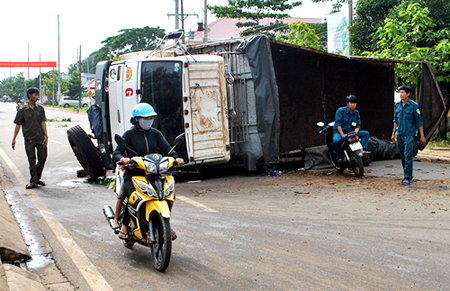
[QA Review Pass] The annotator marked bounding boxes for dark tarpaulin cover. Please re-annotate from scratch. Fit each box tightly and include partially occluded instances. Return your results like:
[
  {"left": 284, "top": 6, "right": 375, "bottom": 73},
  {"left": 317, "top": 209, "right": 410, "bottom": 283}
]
[
  {"left": 237, "top": 36, "right": 280, "bottom": 169},
  {"left": 419, "top": 61, "right": 447, "bottom": 149}
]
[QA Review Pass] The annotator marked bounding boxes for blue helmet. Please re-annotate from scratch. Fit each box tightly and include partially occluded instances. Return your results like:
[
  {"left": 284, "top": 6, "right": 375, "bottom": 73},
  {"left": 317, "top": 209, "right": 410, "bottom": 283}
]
[{"left": 132, "top": 102, "right": 157, "bottom": 118}]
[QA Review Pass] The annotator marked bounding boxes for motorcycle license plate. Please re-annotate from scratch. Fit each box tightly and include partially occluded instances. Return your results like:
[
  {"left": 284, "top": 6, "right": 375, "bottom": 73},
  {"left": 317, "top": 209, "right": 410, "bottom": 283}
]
[{"left": 349, "top": 142, "right": 363, "bottom": 151}]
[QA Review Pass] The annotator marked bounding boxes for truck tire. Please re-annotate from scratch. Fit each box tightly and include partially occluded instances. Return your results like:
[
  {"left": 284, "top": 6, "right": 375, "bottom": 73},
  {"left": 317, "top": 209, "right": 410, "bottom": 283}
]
[{"left": 67, "top": 125, "right": 105, "bottom": 179}]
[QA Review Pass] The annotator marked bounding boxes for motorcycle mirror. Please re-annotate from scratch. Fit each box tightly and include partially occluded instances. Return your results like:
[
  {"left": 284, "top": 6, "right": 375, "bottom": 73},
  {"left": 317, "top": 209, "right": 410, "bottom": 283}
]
[
  {"left": 114, "top": 134, "right": 138, "bottom": 156},
  {"left": 168, "top": 133, "right": 185, "bottom": 155},
  {"left": 173, "top": 133, "right": 185, "bottom": 146},
  {"left": 317, "top": 121, "right": 325, "bottom": 127}
]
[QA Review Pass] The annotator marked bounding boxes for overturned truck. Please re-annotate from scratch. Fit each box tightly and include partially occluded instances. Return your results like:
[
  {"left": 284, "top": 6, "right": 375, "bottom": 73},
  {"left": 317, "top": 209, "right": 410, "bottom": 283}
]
[{"left": 67, "top": 34, "right": 446, "bottom": 179}]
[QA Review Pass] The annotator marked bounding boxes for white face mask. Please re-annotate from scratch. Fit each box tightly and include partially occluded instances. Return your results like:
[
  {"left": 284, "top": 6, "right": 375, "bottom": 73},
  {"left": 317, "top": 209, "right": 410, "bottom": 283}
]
[{"left": 138, "top": 119, "right": 154, "bottom": 131}]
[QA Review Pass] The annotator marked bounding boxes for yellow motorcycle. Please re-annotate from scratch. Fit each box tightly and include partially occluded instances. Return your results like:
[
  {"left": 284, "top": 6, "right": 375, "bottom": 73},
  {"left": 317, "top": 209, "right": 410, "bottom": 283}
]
[{"left": 103, "top": 133, "right": 184, "bottom": 272}]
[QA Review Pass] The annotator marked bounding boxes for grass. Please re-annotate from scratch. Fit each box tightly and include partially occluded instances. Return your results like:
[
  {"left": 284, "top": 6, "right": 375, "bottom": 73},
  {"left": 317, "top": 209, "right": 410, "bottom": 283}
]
[
  {"left": 45, "top": 105, "right": 89, "bottom": 113},
  {"left": 46, "top": 117, "right": 72, "bottom": 122},
  {"left": 428, "top": 132, "right": 450, "bottom": 148}
]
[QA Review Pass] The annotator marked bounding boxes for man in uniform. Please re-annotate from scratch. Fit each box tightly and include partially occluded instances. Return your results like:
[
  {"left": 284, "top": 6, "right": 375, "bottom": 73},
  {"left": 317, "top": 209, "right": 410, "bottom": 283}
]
[
  {"left": 391, "top": 85, "right": 426, "bottom": 185},
  {"left": 12, "top": 87, "right": 48, "bottom": 189},
  {"left": 333, "top": 95, "right": 370, "bottom": 163}
]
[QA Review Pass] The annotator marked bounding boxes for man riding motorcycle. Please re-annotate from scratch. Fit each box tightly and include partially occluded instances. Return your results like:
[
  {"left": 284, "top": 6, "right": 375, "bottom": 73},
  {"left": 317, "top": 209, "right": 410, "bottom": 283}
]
[
  {"left": 111, "top": 102, "right": 184, "bottom": 240},
  {"left": 333, "top": 95, "right": 371, "bottom": 163}
]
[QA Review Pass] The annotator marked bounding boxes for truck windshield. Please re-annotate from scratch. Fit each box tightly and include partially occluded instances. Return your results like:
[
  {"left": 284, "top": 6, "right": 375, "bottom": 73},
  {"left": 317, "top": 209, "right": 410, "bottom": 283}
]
[{"left": 141, "top": 61, "right": 184, "bottom": 145}]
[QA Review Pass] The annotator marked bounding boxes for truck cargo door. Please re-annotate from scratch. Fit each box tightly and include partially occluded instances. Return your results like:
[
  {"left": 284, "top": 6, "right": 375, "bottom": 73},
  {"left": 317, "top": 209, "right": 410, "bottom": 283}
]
[{"left": 188, "top": 58, "right": 230, "bottom": 163}]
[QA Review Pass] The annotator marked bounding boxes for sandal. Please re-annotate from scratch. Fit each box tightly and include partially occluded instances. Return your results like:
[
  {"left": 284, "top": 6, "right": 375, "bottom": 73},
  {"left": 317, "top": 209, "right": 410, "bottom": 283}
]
[
  {"left": 118, "top": 231, "right": 129, "bottom": 240},
  {"left": 401, "top": 179, "right": 411, "bottom": 185},
  {"left": 38, "top": 180, "right": 46, "bottom": 186},
  {"left": 111, "top": 222, "right": 120, "bottom": 229},
  {"left": 25, "top": 183, "right": 38, "bottom": 189},
  {"left": 172, "top": 229, "right": 177, "bottom": 241}
]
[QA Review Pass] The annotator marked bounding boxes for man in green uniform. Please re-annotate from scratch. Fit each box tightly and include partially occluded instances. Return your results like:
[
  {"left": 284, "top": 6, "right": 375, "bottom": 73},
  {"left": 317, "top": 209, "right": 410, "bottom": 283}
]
[
  {"left": 391, "top": 85, "right": 426, "bottom": 185},
  {"left": 12, "top": 87, "right": 48, "bottom": 189}
]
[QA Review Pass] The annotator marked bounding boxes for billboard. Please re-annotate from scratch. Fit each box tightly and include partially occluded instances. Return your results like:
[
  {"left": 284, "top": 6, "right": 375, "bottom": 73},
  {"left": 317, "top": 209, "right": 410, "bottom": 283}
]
[{"left": 327, "top": 6, "right": 349, "bottom": 56}]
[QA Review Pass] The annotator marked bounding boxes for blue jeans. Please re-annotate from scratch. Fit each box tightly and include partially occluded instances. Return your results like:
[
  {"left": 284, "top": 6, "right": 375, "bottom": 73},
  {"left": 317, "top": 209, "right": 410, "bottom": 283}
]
[
  {"left": 332, "top": 130, "right": 370, "bottom": 160},
  {"left": 397, "top": 135, "right": 414, "bottom": 180}
]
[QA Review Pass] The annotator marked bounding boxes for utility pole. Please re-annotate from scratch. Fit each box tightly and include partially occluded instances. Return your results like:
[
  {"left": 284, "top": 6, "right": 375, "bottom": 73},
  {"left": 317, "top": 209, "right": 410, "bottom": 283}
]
[
  {"left": 167, "top": 0, "right": 198, "bottom": 35},
  {"left": 175, "top": 0, "right": 179, "bottom": 29},
  {"left": 57, "top": 14, "right": 61, "bottom": 104},
  {"left": 348, "top": 0, "right": 353, "bottom": 56},
  {"left": 181, "top": 0, "right": 184, "bottom": 42},
  {"left": 203, "top": 0, "right": 208, "bottom": 43},
  {"left": 78, "top": 45, "right": 82, "bottom": 109},
  {"left": 27, "top": 43, "right": 29, "bottom": 80},
  {"left": 39, "top": 54, "right": 42, "bottom": 103}
]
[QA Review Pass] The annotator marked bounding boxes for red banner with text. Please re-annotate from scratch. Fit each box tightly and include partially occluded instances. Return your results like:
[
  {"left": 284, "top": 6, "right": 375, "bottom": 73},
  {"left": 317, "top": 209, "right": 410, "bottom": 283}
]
[{"left": 0, "top": 61, "right": 57, "bottom": 68}]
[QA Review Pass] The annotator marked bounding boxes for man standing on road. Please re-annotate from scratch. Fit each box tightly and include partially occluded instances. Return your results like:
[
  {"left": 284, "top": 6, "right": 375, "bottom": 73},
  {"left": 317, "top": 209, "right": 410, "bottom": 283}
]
[
  {"left": 11, "top": 87, "right": 48, "bottom": 189},
  {"left": 391, "top": 85, "right": 426, "bottom": 186}
]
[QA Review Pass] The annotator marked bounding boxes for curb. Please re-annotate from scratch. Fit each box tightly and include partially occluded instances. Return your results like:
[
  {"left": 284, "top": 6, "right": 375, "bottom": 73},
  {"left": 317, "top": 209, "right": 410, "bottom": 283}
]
[{"left": 0, "top": 166, "right": 47, "bottom": 290}]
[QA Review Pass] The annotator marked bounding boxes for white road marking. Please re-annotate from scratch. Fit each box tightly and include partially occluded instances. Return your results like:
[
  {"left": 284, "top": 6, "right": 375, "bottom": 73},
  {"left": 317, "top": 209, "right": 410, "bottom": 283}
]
[
  {"left": 176, "top": 195, "right": 218, "bottom": 213},
  {"left": 0, "top": 146, "right": 112, "bottom": 291},
  {"left": 49, "top": 140, "right": 63, "bottom": 145}
]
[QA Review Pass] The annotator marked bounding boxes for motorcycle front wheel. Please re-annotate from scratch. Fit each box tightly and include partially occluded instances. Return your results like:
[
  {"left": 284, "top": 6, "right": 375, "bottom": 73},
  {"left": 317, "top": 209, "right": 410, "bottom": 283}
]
[
  {"left": 150, "top": 215, "right": 172, "bottom": 272},
  {"left": 351, "top": 152, "right": 364, "bottom": 178},
  {"left": 328, "top": 148, "right": 345, "bottom": 174}
]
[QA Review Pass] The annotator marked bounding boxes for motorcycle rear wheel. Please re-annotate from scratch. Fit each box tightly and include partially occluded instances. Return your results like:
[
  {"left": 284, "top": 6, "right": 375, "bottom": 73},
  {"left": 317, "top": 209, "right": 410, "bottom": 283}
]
[
  {"left": 351, "top": 152, "right": 364, "bottom": 178},
  {"left": 150, "top": 215, "right": 172, "bottom": 272}
]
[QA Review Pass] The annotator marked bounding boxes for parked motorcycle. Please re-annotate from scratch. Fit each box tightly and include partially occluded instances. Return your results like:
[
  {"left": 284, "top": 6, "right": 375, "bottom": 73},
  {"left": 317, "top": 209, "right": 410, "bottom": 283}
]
[
  {"left": 103, "top": 133, "right": 184, "bottom": 272},
  {"left": 317, "top": 121, "right": 364, "bottom": 177},
  {"left": 16, "top": 101, "right": 22, "bottom": 111}
]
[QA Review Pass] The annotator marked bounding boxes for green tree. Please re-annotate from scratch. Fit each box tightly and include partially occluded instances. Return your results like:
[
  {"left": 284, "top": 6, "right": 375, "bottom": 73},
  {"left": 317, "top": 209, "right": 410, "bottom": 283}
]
[
  {"left": 0, "top": 73, "right": 27, "bottom": 102},
  {"left": 363, "top": 2, "right": 450, "bottom": 139},
  {"left": 311, "top": 0, "right": 346, "bottom": 12},
  {"left": 66, "top": 71, "right": 85, "bottom": 98},
  {"left": 276, "top": 21, "right": 325, "bottom": 51},
  {"left": 67, "top": 26, "right": 166, "bottom": 75},
  {"left": 350, "top": 0, "right": 401, "bottom": 55},
  {"left": 43, "top": 70, "right": 68, "bottom": 96},
  {"left": 90, "top": 26, "right": 165, "bottom": 67},
  {"left": 208, "top": 0, "right": 302, "bottom": 38}
]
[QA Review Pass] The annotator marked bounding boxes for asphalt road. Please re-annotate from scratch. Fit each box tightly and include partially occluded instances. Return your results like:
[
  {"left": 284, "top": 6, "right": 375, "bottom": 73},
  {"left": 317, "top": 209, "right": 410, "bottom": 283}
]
[{"left": 1, "top": 102, "right": 449, "bottom": 291}]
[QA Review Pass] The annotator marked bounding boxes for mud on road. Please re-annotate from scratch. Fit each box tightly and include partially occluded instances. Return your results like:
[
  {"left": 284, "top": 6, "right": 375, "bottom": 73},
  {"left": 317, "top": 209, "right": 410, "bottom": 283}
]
[{"left": 174, "top": 166, "right": 450, "bottom": 290}]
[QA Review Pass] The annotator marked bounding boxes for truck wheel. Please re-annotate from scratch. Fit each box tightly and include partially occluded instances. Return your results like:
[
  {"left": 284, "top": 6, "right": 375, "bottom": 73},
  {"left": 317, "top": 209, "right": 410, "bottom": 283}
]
[{"left": 67, "top": 125, "right": 105, "bottom": 179}]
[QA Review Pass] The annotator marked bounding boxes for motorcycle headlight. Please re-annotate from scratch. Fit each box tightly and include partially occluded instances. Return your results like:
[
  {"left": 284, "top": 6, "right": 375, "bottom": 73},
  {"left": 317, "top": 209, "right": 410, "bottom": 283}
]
[
  {"left": 164, "top": 184, "right": 175, "bottom": 198},
  {"left": 159, "top": 160, "right": 169, "bottom": 173},
  {"left": 135, "top": 180, "right": 156, "bottom": 197},
  {"left": 144, "top": 160, "right": 158, "bottom": 174}
]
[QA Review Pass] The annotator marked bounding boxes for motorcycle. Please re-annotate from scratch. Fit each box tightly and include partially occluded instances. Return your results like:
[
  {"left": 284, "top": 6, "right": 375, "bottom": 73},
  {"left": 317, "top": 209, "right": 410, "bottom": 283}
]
[
  {"left": 16, "top": 101, "right": 22, "bottom": 111},
  {"left": 317, "top": 121, "right": 364, "bottom": 178},
  {"left": 103, "top": 133, "right": 184, "bottom": 272}
]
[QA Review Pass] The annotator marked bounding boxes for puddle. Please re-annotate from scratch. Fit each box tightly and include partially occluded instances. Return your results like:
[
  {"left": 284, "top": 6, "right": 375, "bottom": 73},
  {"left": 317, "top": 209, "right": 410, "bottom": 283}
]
[
  {"left": 57, "top": 178, "right": 88, "bottom": 187},
  {"left": 3, "top": 189, "right": 54, "bottom": 271}
]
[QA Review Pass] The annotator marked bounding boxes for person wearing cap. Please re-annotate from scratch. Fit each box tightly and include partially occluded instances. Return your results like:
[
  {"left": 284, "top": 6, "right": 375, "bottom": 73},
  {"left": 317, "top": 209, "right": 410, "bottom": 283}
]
[
  {"left": 391, "top": 85, "right": 426, "bottom": 185},
  {"left": 111, "top": 102, "right": 184, "bottom": 240},
  {"left": 12, "top": 87, "right": 48, "bottom": 189},
  {"left": 332, "top": 94, "right": 370, "bottom": 163}
]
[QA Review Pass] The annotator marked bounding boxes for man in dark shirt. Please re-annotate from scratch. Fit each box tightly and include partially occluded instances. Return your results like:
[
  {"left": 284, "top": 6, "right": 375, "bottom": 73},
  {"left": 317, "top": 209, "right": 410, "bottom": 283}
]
[{"left": 12, "top": 87, "right": 48, "bottom": 189}]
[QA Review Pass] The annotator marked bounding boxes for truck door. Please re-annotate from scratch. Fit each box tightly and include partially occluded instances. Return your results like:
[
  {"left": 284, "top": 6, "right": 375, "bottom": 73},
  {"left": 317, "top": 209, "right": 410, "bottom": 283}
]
[
  {"left": 188, "top": 57, "right": 230, "bottom": 164},
  {"left": 108, "top": 62, "right": 126, "bottom": 137}
]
